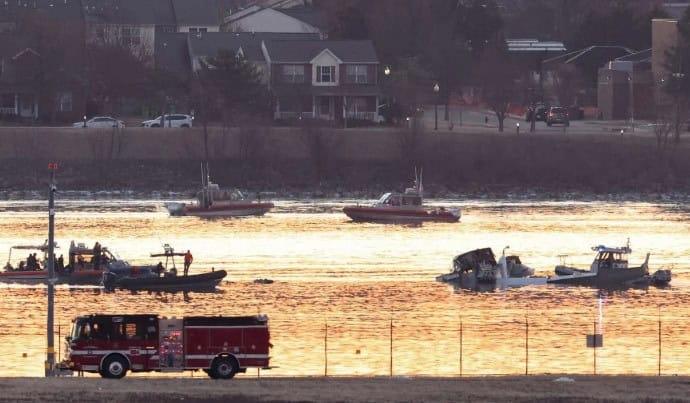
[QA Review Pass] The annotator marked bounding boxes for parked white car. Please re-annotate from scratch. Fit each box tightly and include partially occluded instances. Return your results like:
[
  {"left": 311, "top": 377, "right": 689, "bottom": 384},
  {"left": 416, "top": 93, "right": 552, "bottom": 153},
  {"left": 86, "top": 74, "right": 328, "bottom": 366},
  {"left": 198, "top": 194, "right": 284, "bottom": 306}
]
[
  {"left": 72, "top": 116, "right": 125, "bottom": 128},
  {"left": 141, "top": 114, "right": 193, "bottom": 128}
]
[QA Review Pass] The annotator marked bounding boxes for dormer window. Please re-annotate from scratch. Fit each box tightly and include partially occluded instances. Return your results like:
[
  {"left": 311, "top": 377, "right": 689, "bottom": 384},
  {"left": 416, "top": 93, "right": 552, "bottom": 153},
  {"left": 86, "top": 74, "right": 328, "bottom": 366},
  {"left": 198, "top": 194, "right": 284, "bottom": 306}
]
[{"left": 316, "top": 66, "right": 335, "bottom": 83}]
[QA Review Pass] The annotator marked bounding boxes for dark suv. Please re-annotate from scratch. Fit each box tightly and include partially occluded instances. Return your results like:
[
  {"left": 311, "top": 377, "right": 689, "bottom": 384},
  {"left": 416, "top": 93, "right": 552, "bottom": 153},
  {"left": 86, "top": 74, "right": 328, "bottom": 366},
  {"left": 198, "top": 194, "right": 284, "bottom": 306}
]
[
  {"left": 525, "top": 104, "right": 548, "bottom": 122},
  {"left": 546, "top": 107, "right": 569, "bottom": 126}
]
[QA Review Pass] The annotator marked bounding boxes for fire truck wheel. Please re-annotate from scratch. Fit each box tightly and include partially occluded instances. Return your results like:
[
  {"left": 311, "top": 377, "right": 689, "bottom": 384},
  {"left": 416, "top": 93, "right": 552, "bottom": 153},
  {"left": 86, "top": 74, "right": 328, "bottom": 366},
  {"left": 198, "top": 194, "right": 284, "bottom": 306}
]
[
  {"left": 211, "top": 357, "right": 238, "bottom": 379},
  {"left": 101, "top": 355, "right": 129, "bottom": 379}
]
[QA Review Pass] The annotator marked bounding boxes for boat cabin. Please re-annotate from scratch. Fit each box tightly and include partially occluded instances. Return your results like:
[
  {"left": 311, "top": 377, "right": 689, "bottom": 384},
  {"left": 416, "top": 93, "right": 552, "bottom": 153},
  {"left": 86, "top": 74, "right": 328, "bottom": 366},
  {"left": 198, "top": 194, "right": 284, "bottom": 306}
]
[
  {"left": 591, "top": 245, "right": 630, "bottom": 272},
  {"left": 375, "top": 192, "right": 422, "bottom": 208},
  {"left": 3, "top": 242, "right": 55, "bottom": 272},
  {"left": 68, "top": 241, "right": 118, "bottom": 271},
  {"left": 197, "top": 183, "right": 248, "bottom": 206}
]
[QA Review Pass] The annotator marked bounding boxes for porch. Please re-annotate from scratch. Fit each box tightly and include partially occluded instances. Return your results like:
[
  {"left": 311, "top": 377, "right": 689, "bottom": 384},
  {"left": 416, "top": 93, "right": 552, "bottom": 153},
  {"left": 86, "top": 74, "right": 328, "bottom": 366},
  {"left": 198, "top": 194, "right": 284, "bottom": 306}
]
[
  {"left": 274, "top": 94, "right": 381, "bottom": 123},
  {"left": 0, "top": 93, "right": 38, "bottom": 119}
]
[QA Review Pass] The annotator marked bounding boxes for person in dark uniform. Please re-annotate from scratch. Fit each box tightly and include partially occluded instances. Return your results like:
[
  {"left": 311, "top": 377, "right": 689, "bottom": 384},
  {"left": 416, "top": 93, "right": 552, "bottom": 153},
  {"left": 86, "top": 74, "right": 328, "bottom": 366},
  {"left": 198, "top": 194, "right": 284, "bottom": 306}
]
[{"left": 93, "top": 242, "right": 101, "bottom": 269}]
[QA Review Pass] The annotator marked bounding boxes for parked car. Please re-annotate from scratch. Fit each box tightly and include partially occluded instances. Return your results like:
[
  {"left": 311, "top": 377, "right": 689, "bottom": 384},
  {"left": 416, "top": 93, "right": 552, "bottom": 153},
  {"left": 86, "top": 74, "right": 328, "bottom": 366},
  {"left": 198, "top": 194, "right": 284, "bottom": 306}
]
[
  {"left": 546, "top": 106, "right": 569, "bottom": 126},
  {"left": 72, "top": 116, "right": 125, "bottom": 128},
  {"left": 525, "top": 104, "right": 548, "bottom": 122},
  {"left": 141, "top": 114, "right": 193, "bottom": 128}
]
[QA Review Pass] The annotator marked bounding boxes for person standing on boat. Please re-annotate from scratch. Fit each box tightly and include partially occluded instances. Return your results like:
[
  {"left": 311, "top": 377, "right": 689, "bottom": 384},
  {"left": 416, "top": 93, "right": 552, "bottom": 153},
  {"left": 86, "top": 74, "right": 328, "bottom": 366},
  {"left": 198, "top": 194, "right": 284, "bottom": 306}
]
[
  {"left": 184, "top": 250, "right": 193, "bottom": 276},
  {"left": 93, "top": 242, "right": 102, "bottom": 270},
  {"left": 156, "top": 262, "right": 165, "bottom": 277}
]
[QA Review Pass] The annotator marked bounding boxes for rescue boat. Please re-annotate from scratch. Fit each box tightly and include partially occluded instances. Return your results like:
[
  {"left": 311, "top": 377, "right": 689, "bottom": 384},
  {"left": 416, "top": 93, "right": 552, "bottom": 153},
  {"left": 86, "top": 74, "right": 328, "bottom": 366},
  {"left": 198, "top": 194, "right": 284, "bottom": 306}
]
[
  {"left": 0, "top": 241, "right": 139, "bottom": 285},
  {"left": 102, "top": 244, "right": 226, "bottom": 292},
  {"left": 165, "top": 163, "right": 274, "bottom": 218},
  {"left": 343, "top": 170, "right": 460, "bottom": 223},
  {"left": 547, "top": 241, "right": 672, "bottom": 288}
]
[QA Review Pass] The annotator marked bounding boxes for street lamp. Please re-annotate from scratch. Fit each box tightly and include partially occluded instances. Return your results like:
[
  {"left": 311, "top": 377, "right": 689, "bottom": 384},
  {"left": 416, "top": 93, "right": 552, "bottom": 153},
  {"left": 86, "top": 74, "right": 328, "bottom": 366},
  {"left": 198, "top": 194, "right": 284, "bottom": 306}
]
[
  {"left": 433, "top": 83, "right": 440, "bottom": 131},
  {"left": 384, "top": 66, "right": 391, "bottom": 76},
  {"left": 82, "top": 115, "right": 87, "bottom": 128},
  {"left": 628, "top": 71, "right": 634, "bottom": 132}
]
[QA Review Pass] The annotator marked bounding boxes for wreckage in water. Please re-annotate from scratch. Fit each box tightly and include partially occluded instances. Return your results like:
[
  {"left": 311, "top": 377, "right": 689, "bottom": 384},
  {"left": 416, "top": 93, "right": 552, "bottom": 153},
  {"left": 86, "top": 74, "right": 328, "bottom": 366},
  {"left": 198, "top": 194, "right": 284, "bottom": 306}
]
[{"left": 436, "top": 247, "right": 546, "bottom": 290}]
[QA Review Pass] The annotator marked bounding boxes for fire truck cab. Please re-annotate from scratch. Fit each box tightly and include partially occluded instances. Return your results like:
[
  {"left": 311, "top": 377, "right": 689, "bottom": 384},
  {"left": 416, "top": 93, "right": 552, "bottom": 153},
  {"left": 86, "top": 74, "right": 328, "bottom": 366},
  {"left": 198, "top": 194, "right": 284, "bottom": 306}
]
[{"left": 64, "top": 314, "right": 270, "bottom": 379}]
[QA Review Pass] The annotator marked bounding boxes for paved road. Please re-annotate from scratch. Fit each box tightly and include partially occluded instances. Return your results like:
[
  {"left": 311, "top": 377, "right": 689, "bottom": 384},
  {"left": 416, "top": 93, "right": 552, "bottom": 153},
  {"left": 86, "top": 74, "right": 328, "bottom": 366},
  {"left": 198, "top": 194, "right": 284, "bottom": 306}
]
[{"left": 420, "top": 105, "right": 660, "bottom": 137}]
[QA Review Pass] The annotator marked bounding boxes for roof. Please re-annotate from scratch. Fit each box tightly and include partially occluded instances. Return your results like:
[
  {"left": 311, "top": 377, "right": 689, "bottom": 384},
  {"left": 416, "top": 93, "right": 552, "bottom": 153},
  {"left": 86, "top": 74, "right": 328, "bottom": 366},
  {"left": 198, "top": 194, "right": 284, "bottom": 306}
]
[
  {"left": 615, "top": 48, "right": 652, "bottom": 63},
  {"left": 188, "top": 31, "right": 319, "bottom": 62},
  {"left": 187, "top": 31, "right": 247, "bottom": 59},
  {"left": 155, "top": 32, "right": 191, "bottom": 77},
  {"left": 224, "top": 4, "right": 262, "bottom": 23},
  {"left": 507, "top": 39, "right": 566, "bottom": 53},
  {"left": 543, "top": 46, "right": 634, "bottom": 67},
  {"left": 279, "top": 6, "right": 326, "bottom": 30},
  {"left": 83, "top": 0, "right": 176, "bottom": 26},
  {"left": 0, "top": 0, "right": 83, "bottom": 22},
  {"left": 662, "top": 2, "right": 690, "bottom": 20},
  {"left": 171, "top": 0, "right": 222, "bottom": 26},
  {"left": 264, "top": 40, "right": 378, "bottom": 63},
  {"left": 223, "top": 5, "right": 323, "bottom": 30}
]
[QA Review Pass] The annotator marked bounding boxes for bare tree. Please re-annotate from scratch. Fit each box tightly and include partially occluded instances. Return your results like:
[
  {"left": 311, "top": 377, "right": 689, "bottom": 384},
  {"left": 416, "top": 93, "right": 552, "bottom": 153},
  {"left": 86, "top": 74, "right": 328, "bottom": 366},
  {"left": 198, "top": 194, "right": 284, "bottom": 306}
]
[
  {"left": 300, "top": 121, "right": 334, "bottom": 183},
  {"left": 476, "top": 38, "right": 519, "bottom": 132},
  {"left": 398, "top": 116, "right": 424, "bottom": 168}
]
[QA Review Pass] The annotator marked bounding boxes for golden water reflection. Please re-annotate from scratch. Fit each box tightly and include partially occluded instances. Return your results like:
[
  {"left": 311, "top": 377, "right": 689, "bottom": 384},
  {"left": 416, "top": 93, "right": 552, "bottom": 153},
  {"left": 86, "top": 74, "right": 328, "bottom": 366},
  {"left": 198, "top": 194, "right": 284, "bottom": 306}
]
[{"left": 0, "top": 199, "right": 688, "bottom": 376}]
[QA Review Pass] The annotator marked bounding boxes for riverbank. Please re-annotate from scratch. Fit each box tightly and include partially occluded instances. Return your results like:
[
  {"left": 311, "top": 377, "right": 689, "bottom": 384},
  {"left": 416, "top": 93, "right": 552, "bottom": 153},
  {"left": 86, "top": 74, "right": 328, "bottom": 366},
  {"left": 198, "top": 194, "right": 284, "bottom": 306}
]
[
  {"left": 1, "top": 127, "right": 689, "bottom": 194},
  {"left": 1, "top": 376, "right": 689, "bottom": 402}
]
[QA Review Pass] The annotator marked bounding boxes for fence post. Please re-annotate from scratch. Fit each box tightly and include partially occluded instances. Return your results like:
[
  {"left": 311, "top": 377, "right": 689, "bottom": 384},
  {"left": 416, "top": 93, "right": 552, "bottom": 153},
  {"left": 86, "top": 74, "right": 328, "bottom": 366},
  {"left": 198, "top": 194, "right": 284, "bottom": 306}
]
[
  {"left": 593, "top": 320, "right": 597, "bottom": 375},
  {"left": 389, "top": 319, "right": 393, "bottom": 377},
  {"left": 459, "top": 317, "right": 463, "bottom": 377},
  {"left": 324, "top": 320, "right": 328, "bottom": 377},
  {"left": 658, "top": 306, "right": 662, "bottom": 377},
  {"left": 525, "top": 315, "right": 529, "bottom": 375}
]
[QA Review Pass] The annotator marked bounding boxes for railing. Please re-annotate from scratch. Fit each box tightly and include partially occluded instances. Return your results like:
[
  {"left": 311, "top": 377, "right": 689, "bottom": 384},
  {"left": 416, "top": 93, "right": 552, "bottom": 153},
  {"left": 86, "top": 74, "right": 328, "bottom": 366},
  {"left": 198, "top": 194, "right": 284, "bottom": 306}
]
[
  {"left": 18, "top": 308, "right": 683, "bottom": 378},
  {"left": 275, "top": 111, "right": 315, "bottom": 120},
  {"left": 0, "top": 107, "right": 17, "bottom": 115},
  {"left": 346, "top": 111, "right": 377, "bottom": 121}
]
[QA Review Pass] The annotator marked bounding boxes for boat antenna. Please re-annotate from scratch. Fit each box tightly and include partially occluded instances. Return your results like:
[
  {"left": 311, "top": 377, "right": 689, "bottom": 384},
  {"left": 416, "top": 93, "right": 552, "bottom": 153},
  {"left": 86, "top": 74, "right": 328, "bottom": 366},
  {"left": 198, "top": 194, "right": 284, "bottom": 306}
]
[
  {"left": 419, "top": 168, "right": 423, "bottom": 196},
  {"left": 502, "top": 245, "right": 510, "bottom": 257}
]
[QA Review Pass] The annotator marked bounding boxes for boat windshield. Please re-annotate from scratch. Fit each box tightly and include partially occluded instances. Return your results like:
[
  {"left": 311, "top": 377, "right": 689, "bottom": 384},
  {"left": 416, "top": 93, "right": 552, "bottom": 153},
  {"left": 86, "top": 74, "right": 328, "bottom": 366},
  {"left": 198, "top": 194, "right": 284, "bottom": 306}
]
[{"left": 376, "top": 193, "right": 392, "bottom": 204}]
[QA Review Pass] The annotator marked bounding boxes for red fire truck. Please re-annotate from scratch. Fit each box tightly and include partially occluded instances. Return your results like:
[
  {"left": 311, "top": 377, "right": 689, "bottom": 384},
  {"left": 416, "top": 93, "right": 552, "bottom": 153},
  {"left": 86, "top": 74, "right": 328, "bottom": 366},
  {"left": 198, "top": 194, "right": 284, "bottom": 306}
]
[{"left": 63, "top": 314, "right": 271, "bottom": 379}]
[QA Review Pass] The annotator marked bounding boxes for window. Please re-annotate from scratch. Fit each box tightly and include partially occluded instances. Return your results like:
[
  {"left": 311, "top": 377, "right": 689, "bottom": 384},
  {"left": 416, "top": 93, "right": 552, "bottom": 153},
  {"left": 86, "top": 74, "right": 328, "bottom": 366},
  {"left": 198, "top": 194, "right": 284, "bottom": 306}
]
[
  {"left": 0, "top": 94, "right": 14, "bottom": 108},
  {"left": 282, "top": 65, "right": 305, "bottom": 83},
  {"left": 189, "top": 27, "right": 208, "bottom": 33},
  {"left": 121, "top": 26, "right": 141, "bottom": 46},
  {"left": 316, "top": 65, "right": 336, "bottom": 83},
  {"left": 56, "top": 92, "right": 72, "bottom": 112},
  {"left": 346, "top": 65, "right": 368, "bottom": 84},
  {"left": 95, "top": 26, "right": 105, "bottom": 41}
]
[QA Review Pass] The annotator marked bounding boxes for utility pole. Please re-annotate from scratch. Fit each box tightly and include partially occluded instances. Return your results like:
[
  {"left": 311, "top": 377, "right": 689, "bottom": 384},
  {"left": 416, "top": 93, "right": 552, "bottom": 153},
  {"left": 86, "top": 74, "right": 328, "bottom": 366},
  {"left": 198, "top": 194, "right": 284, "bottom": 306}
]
[{"left": 45, "top": 162, "right": 58, "bottom": 377}]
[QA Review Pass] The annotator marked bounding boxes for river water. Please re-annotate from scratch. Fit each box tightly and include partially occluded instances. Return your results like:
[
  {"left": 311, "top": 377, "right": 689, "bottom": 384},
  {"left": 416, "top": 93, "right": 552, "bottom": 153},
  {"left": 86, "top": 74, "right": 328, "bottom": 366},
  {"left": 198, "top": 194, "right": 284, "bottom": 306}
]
[{"left": 0, "top": 198, "right": 689, "bottom": 377}]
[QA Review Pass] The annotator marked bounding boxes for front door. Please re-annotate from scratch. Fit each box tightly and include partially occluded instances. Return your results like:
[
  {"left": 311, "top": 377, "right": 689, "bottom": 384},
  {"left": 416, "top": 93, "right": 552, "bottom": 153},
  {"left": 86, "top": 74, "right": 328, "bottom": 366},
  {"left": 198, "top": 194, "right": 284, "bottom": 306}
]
[
  {"left": 19, "top": 94, "right": 35, "bottom": 118},
  {"left": 318, "top": 96, "right": 332, "bottom": 119},
  {"left": 158, "top": 318, "right": 184, "bottom": 371}
]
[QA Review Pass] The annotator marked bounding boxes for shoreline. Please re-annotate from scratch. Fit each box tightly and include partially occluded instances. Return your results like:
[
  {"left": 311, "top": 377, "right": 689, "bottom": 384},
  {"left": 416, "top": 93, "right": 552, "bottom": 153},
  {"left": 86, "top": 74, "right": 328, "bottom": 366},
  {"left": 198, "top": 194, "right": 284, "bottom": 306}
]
[
  {"left": 0, "top": 188, "right": 688, "bottom": 203},
  {"left": 0, "top": 376, "right": 688, "bottom": 402}
]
